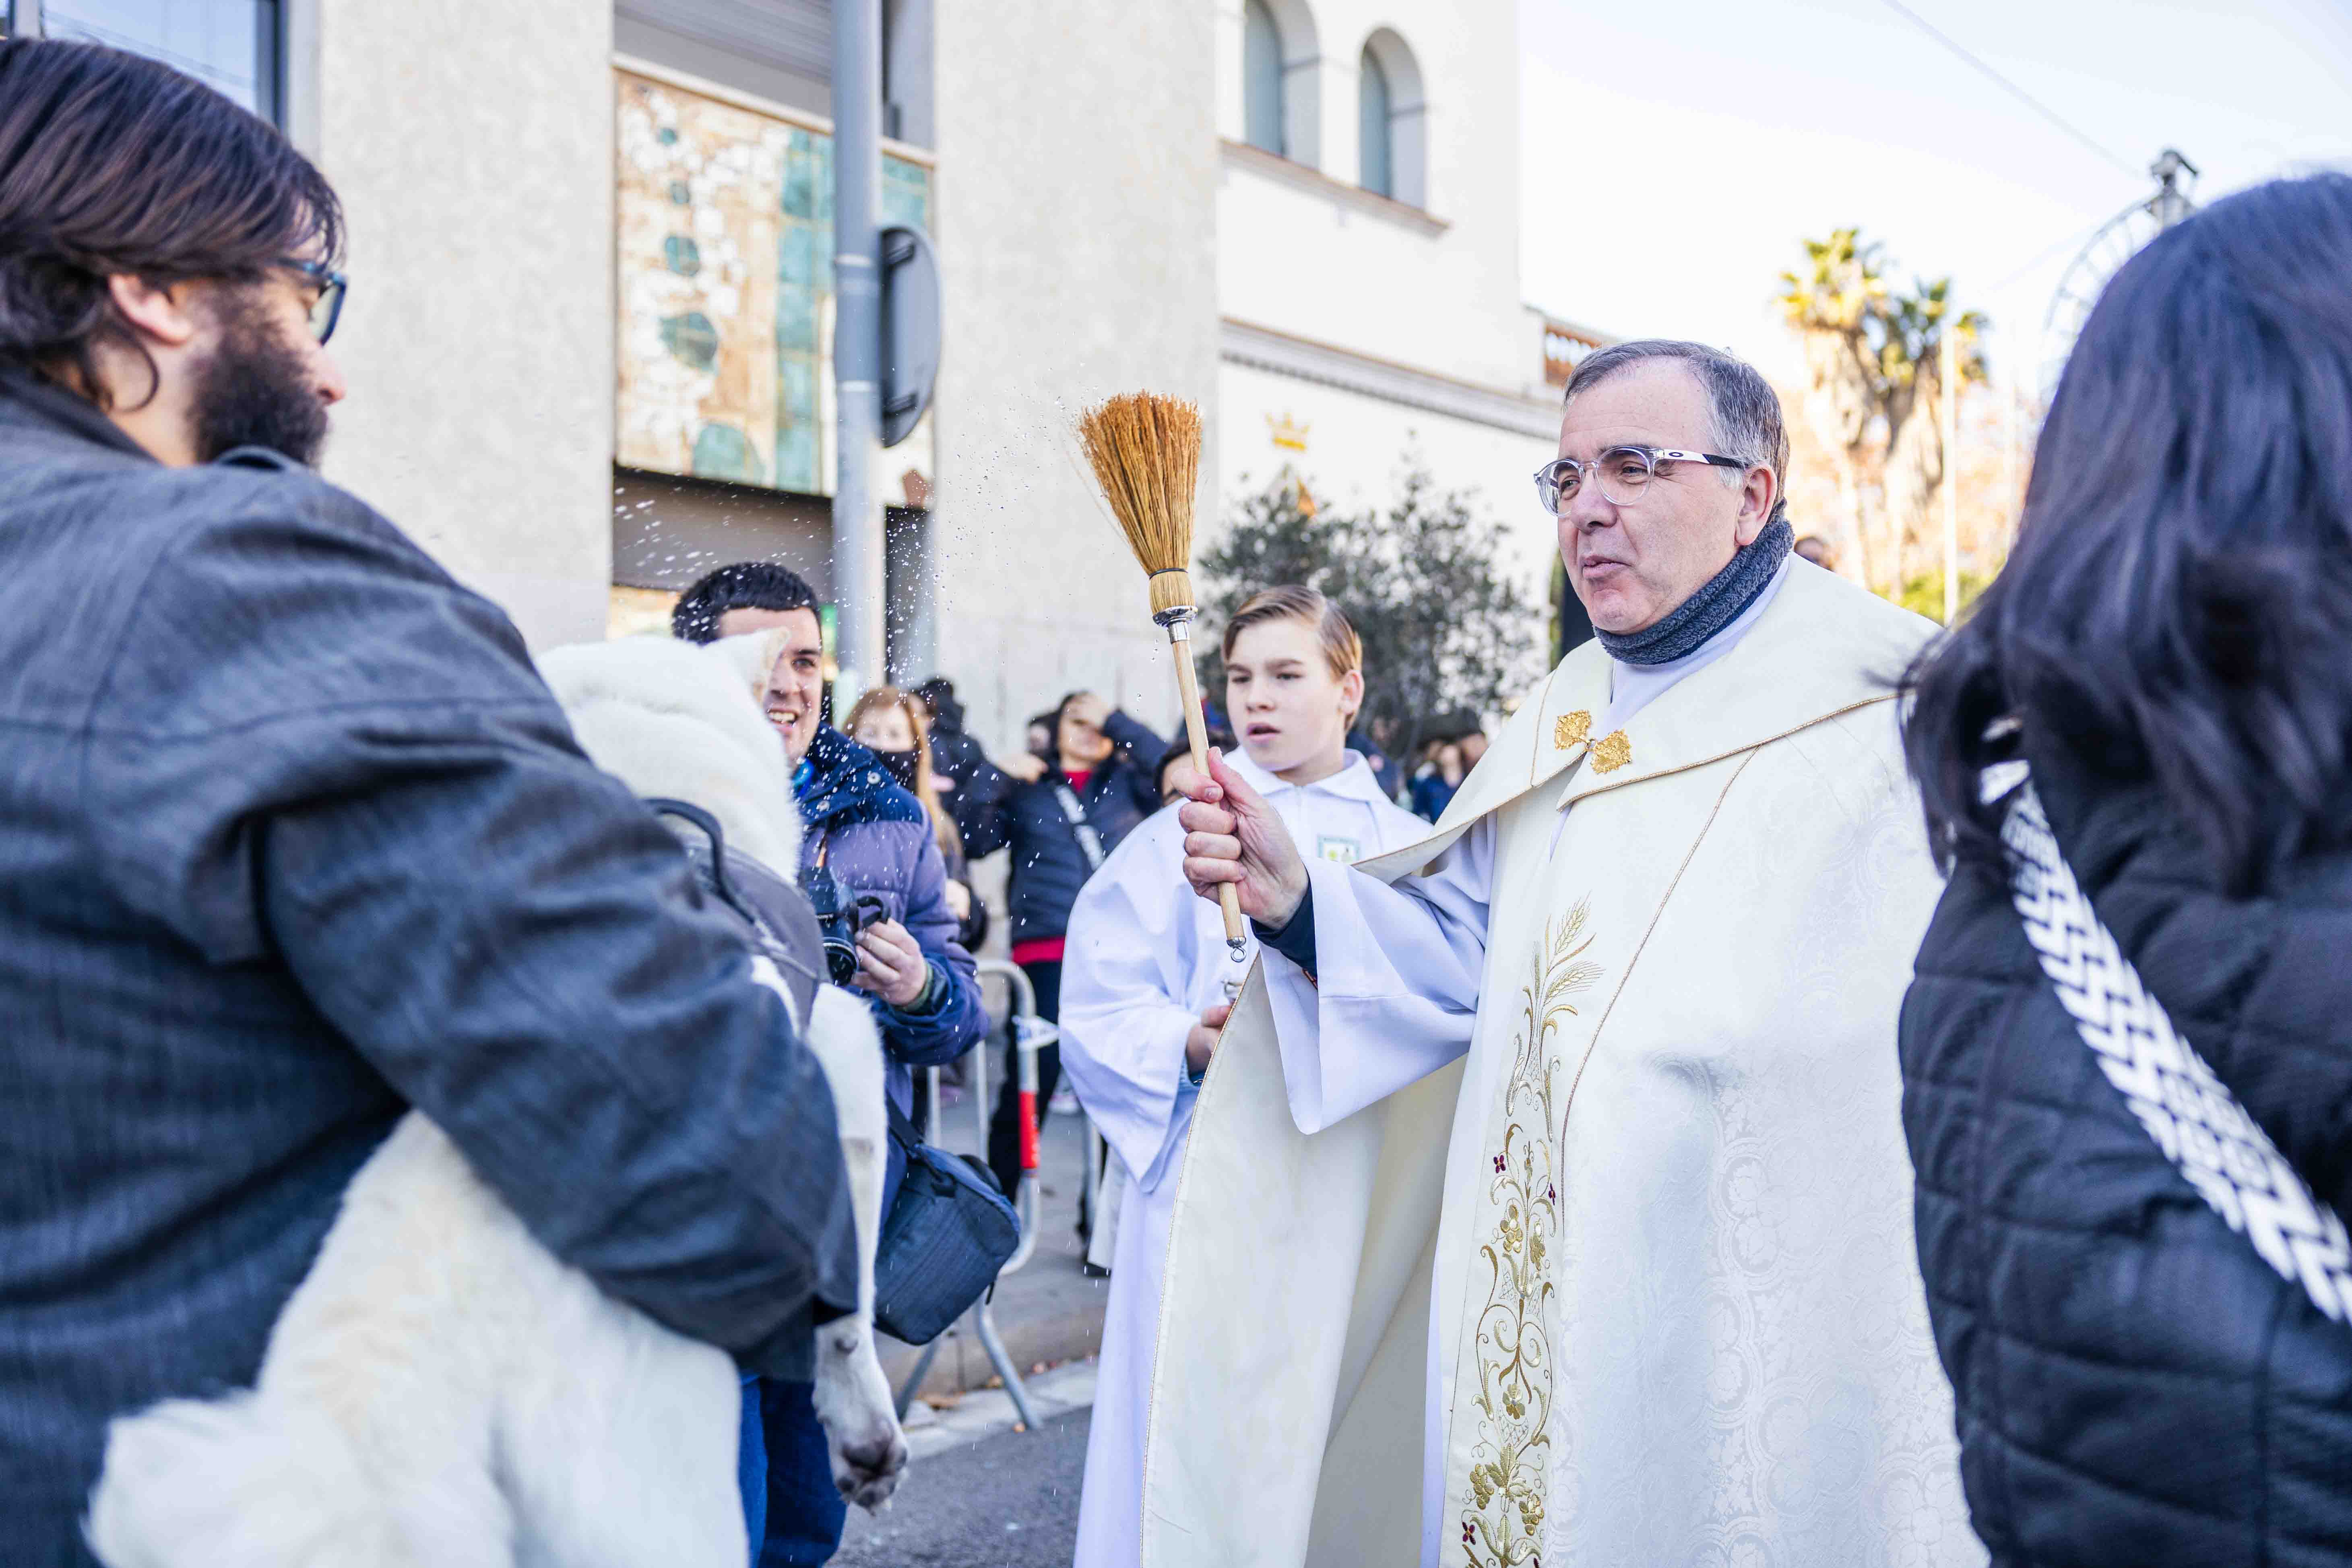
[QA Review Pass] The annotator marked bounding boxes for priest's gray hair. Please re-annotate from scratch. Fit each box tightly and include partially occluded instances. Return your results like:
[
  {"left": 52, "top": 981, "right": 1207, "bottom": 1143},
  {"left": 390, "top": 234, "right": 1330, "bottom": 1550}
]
[{"left": 1561, "top": 339, "right": 1790, "bottom": 525}]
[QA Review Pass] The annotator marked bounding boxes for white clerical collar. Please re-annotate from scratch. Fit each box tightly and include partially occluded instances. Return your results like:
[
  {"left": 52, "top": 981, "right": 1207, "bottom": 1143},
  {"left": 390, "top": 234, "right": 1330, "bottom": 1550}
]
[
  {"left": 1599, "top": 556, "right": 1792, "bottom": 735},
  {"left": 1229, "top": 747, "right": 1386, "bottom": 804}
]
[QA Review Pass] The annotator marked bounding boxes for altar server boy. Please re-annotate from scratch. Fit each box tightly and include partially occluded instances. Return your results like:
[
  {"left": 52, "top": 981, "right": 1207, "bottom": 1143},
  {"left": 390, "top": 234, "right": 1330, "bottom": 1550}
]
[{"left": 1061, "top": 587, "right": 1430, "bottom": 1568}]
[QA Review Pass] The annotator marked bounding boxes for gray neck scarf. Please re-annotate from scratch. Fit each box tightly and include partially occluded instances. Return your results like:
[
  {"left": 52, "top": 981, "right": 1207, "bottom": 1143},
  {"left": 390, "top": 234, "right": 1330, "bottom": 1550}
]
[{"left": 1594, "top": 515, "right": 1794, "bottom": 667}]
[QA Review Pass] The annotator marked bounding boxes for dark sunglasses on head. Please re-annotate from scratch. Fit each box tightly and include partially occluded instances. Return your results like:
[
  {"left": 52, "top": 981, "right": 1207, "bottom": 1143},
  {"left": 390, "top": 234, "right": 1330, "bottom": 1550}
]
[{"left": 274, "top": 258, "right": 348, "bottom": 345}]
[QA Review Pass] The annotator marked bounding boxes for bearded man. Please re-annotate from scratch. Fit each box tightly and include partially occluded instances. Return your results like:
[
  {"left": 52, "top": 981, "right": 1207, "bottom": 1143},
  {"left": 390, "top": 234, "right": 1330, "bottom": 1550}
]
[
  {"left": 1161, "top": 340, "right": 1978, "bottom": 1567},
  {"left": 0, "top": 43, "right": 857, "bottom": 1565}
]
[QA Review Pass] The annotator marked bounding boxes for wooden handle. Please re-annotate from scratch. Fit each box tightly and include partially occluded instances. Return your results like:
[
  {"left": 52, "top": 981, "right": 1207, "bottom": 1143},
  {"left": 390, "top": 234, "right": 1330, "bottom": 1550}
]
[{"left": 1169, "top": 635, "right": 1248, "bottom": 948}]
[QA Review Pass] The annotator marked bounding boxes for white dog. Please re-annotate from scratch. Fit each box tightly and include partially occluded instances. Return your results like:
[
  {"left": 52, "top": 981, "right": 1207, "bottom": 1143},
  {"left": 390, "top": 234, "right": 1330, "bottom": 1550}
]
[{"left": 86, "top": 631, "right": 906, "bottom": 1568}]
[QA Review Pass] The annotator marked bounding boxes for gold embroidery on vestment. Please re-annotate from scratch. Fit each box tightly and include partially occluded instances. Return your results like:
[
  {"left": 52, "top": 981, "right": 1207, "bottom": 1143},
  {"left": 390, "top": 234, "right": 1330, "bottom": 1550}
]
[
  {"left": 1461, "top": 903, "right": 1602, "bottom": 1567},
  {"left": 1552, "top": 710, "right": 1592, "bottom": 751},
  {"left": 1590, "top": 730, "right": 1632, "bottom": 773}
]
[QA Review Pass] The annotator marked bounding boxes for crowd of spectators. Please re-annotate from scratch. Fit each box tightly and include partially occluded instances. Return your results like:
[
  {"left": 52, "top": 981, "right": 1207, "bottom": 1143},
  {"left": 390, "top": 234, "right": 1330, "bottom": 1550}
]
[{"left": 662, "top": 561, "right": 1498, "bottom": 1244}]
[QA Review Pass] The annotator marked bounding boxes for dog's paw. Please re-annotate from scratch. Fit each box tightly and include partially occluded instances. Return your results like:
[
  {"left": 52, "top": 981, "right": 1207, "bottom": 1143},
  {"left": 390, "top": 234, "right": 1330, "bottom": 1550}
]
[
  {"left": 833, "top": 1428, "right": 910, "bottom": 1512},
  {"left": 812, "top": 1332, "right": 908, "bottom": 1514}
]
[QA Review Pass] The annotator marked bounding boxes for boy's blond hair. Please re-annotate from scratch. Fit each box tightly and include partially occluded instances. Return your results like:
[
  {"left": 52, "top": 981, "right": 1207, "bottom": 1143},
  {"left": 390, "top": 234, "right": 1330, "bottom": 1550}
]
[{"left": 1218, "top": 586, "right": 1362, "bottom": 680}]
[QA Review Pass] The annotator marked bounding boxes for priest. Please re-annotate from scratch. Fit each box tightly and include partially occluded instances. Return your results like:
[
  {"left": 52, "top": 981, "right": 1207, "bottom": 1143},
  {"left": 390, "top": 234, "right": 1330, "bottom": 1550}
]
[{"left": 1156, "top": 341, "right": 1980, "bottom": 1568}]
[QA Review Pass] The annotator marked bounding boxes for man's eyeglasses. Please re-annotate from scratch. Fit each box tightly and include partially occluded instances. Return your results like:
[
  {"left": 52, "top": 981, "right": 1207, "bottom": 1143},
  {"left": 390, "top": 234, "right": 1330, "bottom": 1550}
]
[
  {"left": 1533, "top": 446, "right": 1748, "bottom": 514},
  {"left": 275, "top": 258, "right": 348, "bottom": 345}
]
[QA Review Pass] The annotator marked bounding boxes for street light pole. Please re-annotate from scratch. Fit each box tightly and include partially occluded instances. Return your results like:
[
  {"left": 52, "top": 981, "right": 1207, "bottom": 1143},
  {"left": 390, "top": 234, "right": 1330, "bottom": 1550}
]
[
  {"left": 1941, "top": 319, "right": 1960, "bottom": 626},
  {"left": 831, "top": 0, "right": 885, "bottom": 709}
]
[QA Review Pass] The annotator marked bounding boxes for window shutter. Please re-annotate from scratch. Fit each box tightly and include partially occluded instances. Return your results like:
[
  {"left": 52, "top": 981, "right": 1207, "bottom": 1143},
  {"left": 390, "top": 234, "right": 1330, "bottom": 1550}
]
[
  {"left": 1358, "top": 48, "right": 1392, "bottom": 196},
  {"left": 1242, "top": 0, "right": 1284, "bottom": 155}
]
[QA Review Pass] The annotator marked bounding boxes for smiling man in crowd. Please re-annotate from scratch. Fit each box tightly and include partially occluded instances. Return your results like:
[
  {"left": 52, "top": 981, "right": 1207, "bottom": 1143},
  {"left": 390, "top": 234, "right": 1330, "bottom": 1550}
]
[
  {"left": 1152, "top": 340, "right": 1981, "bottom": 1566},
  {"left": 672, "top": 560, "right": 987, "bottom": 1566}
]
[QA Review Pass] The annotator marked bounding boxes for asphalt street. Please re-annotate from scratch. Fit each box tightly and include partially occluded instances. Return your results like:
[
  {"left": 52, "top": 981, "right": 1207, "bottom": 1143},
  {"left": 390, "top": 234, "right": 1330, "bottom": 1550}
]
[{"left": 834, "top": 1405, "right": 1092, "bottom": 1567}]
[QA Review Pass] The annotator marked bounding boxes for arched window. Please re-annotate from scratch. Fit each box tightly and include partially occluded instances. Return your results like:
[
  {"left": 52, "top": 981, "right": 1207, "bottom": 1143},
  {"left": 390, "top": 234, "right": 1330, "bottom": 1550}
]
[
  {"left": 1359, "top": 28, "right": 1427, "bottom": 208},
  {"left": 1357, "top": 45, "right": 1392, "bottom": 196},
  {"left": 1243, "top": 0, "right": 1286, "bottom": 156}
]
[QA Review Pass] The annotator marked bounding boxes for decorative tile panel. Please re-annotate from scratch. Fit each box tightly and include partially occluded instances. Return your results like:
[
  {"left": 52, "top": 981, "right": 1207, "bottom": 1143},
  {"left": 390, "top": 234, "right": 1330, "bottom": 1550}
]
[{"left": 616, "top": 72, "right": 935, "bottom": 500}]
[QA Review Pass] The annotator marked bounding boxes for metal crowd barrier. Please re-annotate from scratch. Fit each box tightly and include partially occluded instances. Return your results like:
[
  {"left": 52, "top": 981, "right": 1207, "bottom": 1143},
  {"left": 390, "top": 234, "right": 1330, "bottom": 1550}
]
[{"left": 892, "top": 957, "right": 1053, "bottom": 1429}]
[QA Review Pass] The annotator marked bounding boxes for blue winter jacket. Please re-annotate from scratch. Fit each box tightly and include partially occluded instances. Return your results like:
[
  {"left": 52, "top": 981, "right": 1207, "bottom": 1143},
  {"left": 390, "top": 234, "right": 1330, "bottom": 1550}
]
[
  {"left": 0, "top": 370, "right": 860, "bottom": 1568},
  {"left": 793, "top": 725, "right": 987, "bottom": 1111}
]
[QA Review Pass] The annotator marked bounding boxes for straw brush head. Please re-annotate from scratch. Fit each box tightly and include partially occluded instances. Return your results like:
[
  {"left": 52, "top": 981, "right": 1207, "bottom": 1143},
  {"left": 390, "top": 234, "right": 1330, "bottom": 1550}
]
[{"left": 1078, "top": 392, "right": 1203, "bottom": 617}]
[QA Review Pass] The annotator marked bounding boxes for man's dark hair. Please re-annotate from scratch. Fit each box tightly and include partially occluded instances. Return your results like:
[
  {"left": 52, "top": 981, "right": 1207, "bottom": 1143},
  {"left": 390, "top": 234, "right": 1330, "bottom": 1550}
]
[
  {"left": 0, "top": 40, "right": 344, "bottom": 409},
  {"left": 1905, "top": 172, "right": 2352, "bottom": 892},
  {"left": 671, "top": 561, "right": 820, "bottom": 643},
  {"left": 911, "top": 676, "right": 963, "bottom": 732},
  {"left": 1562, "top": 339, "right": 1790, "bottom": 527}
]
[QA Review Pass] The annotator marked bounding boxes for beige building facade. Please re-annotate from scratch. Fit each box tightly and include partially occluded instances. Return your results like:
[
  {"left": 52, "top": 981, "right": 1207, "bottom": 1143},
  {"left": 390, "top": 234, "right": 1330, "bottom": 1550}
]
[
  {"left": 292, "top": 0, "right": 619, "bottom": 651},
  {"left": 1213, "top": 0, "right": 1609, "bottom": 635},
  {"left": 33, "top": 0, "right": 1605, "bottom": 748}
]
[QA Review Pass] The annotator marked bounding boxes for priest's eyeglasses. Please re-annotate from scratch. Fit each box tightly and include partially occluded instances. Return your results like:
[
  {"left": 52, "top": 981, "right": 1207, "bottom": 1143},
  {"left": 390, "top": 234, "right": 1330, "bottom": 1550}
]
[{"left": 1533, "top": 446, "right": 1749, "bottom": 514}]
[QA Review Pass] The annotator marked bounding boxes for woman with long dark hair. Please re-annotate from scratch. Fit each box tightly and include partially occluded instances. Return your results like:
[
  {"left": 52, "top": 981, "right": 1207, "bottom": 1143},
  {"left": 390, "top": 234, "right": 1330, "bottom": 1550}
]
[
  {"left": 1901, "top": 172, "right": 2352, "bottom": 1563},
  {"left": 964, "top": 690, "right": 1167, "bottom": 1200}
]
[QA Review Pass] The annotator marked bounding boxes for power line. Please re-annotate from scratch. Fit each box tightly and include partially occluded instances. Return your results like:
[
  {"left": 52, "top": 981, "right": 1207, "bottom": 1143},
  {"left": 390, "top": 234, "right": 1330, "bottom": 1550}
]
[
  {"left": 1877, "top": 0, "right": 2141, "bottom": 181},
  {"left": 1986, "top": 212, "right": 2112, "bottom": 295}
]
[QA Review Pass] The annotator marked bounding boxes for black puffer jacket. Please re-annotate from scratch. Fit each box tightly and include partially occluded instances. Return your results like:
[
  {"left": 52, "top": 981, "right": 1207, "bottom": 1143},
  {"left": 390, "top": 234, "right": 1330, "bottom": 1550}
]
[
  {"left": 1902, "top": 736, "right": 2352, "bottom": 1567},
  {"left": 962, "top": 711, "right": 1166, "bottom": 946},
  {"left": 922, "top": 686, "right": 1010, "bottom": 851}
]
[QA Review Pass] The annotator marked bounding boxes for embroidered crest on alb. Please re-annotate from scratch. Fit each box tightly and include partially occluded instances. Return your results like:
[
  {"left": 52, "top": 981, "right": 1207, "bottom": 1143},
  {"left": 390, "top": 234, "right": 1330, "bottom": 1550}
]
[
  {"left": 2002, "top": 779, "right": 2352, "bottom": 1322},
  {"left": 1315, "top": 835, "right": 1362, "bottom": 865},
  {"left": 1553, "top": 710, "right": 1592, "bottom": 751}
]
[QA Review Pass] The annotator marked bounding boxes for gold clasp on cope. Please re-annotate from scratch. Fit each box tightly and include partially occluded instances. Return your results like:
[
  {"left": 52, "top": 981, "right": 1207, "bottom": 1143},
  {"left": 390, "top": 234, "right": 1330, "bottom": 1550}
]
[
  {"left": 1590, "top": 730, "right": 1632, "bottom": 773},
  {"left": 1552, "top": 710, "right": 1592, "bottom": 751}
]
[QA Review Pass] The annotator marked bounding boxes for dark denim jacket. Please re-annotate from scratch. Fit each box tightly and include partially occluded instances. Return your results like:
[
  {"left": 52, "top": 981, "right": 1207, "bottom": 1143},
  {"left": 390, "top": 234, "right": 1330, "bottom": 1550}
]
[{"left": 0, "top": 372, "right": 859, "bottom": 1566}]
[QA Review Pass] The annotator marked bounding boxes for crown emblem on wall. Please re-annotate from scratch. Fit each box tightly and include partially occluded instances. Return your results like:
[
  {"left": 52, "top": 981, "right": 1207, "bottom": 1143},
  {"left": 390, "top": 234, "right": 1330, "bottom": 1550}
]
[{"left": 1268, "top": 413, "right": 1310, "bottom": 453}]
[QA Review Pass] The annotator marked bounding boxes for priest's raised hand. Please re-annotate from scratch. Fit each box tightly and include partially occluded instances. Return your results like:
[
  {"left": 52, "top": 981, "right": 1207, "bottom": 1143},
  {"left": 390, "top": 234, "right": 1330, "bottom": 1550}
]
[{"left": 1176, "top": 748, "right": 1307, "bottom": 930}]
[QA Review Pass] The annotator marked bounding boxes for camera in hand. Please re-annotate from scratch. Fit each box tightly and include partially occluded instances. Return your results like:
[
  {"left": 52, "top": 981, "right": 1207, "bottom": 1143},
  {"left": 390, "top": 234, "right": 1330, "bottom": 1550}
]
[{"left": 807, "top": 862, "right": 888, "bottom": 987}]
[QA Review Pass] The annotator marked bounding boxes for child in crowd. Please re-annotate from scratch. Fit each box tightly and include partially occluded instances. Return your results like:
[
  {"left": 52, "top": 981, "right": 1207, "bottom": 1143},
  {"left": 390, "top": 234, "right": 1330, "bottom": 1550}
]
[{"left": 1058, "top": 587, "right": 1428, "bottom": 1568}]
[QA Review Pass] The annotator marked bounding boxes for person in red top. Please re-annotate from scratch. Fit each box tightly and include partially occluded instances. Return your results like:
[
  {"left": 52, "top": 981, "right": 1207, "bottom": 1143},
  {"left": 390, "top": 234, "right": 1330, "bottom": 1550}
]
[{"left": 963, "top": 690, "right": 1166, "bottom": 1199}]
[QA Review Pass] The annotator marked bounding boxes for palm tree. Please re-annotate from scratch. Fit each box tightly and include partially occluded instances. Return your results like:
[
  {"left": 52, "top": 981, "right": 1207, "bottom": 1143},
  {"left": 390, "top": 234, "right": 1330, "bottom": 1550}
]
[
  {"left": 1878, "top": 279, "right": 1989, "bottom": 588},
  {"left": 1777, "top": 230, "right": 1885, "bottom": 590}
]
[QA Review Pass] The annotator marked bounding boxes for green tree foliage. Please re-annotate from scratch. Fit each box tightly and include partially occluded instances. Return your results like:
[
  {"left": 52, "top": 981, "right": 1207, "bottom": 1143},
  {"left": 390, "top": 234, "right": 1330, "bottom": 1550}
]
[
  {"left": 1878, "top": 279, "right": 1990, "bottom": 597},
  {"left": 1778, "top": 230, "right": 1989, "bottom": 601},
  {"left": 1778, "top": 228, "right": 1887, "bottom": 589},
  {"left": 1898, "top": 568, "right": 1991, "bottom": 622},
  {"left": 1198, "top": 466, "right": 1542, "bottom": 756}
]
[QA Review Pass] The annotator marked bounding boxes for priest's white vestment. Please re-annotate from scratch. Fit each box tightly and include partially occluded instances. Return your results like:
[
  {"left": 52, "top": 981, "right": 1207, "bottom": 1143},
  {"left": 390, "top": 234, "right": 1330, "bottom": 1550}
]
[
  {"left": 1139, "top": 560, "right": 1980, "bottom": 1568},
  {"left": 1059, "top": 750, "right": 1429, "bottom": 1568}
]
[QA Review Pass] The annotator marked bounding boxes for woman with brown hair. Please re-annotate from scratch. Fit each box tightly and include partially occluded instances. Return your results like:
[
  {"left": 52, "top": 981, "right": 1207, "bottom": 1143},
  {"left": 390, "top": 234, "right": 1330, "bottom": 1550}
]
[{"left": 843, "top": 686, "right": 981, "bottom": 947}]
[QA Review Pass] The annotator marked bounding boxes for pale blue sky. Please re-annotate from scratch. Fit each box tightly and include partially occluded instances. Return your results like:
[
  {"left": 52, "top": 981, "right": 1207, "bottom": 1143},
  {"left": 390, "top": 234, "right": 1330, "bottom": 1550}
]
[{"left": 1519, "top": 0, "right": 2352, "bottom": 390}]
